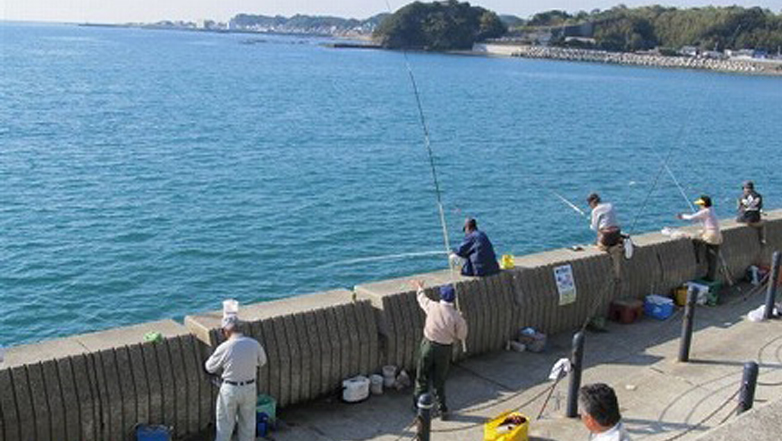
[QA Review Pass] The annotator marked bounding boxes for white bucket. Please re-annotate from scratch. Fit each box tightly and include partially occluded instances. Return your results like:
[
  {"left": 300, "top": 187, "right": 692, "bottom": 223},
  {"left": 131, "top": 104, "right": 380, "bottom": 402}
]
[
  {"left": 222, "top": 299, "right": 239, "bottom": 317},
  {"left": 342, "top": 376, "right": 370, "bottom": 403},
  {"left": 370, "top": 374, "right": 384, "bottom": 395},
  {"left": 382, "top": 365, "right": 397, "bottom": 388}
]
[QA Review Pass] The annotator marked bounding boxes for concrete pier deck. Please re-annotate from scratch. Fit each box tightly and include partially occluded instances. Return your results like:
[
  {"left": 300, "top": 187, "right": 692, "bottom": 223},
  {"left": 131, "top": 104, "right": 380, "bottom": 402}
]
[{"left": 244, "top": 283, "right": 782, "bottom": 441}]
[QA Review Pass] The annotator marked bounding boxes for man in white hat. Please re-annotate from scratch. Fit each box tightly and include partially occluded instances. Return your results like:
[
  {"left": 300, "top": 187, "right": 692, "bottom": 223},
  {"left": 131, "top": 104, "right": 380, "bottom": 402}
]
[{"left": 205, "top": 315, "right": 267, "bottom": 441}]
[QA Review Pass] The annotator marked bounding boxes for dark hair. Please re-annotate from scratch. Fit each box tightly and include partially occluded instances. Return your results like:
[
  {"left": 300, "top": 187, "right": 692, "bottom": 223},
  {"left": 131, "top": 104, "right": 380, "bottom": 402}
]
[
  {"left": 743, "top": 181, "right": 754, "bottom": 190},
  {"left": 579, "top": 383, "right": 621, "bottom": 428},
  {"left": 699, "top": 195, "right": 713, "bottom": 207},
  {"left": 586, "top": 193, "right": 601, "bottom": 204},
  {"left": 464, "top": 218, "right": 477, "bottom": 231}
]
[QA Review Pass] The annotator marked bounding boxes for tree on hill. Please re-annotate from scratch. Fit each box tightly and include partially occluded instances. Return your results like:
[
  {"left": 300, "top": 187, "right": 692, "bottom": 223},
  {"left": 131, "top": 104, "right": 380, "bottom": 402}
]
[{"left": 373, "top": 0, "right": 507, "bottom": 50}]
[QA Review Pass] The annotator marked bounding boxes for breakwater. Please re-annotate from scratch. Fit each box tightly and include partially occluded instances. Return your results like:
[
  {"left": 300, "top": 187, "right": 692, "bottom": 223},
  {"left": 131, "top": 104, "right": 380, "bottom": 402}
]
[
  {"left": 473, "top": 43, "right": 782, "bottom": 75},
  {"left": 2, "top": 211, "right": 782, "bottom": 441}
]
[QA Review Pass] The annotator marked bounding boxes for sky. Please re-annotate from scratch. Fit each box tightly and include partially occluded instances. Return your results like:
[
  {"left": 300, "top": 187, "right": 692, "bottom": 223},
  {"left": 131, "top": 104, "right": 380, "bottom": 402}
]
[{"left": 1, "top": 0, "right": 781, "bottom": 24}]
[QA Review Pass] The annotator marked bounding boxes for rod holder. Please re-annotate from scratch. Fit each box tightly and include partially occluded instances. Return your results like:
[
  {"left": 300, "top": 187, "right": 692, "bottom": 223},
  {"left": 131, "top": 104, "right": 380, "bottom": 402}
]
[
  {"left": 738, "top": 362, "right": 759, "bottom": 414},
  {"left": 763, "top": 251, "right": 781, "bottom": 320},
  {"left": 566, "top": 331, "right": 585, "bottom": 418},
  {"left": 416, "top": 393, "right": 433, "bottom": 441},
  {"left": 679, "top": 285, "right": 697, "bottom": 362}
]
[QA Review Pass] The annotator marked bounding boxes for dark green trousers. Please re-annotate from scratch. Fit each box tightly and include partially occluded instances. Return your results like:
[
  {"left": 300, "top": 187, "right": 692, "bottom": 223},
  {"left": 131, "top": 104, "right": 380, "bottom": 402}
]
[{"left": 414, "top": 338, "right": 452, "bottom": 409}]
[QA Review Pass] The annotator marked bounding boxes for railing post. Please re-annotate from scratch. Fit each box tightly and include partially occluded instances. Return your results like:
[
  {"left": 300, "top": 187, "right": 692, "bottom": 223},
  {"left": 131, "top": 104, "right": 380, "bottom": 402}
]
[
  {"left": 738, "top": 362, "right": 759, "bottom": 414},
  {"left": 679, "top": 286, "right": 697, "bottom": 362},
  {"left": 416, "top": 393, "right": 433, "bottom": 441},
  {"left": 566, "top": 331, "right": 585, "bottom": 418},
  {"left": 763, "top": 251, "right": 781, "bottom": 320}
]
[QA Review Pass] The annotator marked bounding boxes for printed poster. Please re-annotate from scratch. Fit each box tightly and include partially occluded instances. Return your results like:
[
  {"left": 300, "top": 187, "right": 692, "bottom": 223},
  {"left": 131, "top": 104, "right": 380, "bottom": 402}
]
[{"left": 554, "top": 264, "right": 577, "bottom": 306}]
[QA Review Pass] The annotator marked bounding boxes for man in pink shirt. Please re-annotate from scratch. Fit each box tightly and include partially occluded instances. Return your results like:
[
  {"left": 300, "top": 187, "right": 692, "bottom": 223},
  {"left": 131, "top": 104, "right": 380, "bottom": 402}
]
[{"left": 411, "top": 280, "right": 468, "bottom": 420}]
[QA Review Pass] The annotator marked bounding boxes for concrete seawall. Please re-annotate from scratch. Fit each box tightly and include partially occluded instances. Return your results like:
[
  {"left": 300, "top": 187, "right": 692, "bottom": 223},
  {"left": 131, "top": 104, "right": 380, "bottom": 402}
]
[
  {"left": 3, "top": 211, "right": 781, "bottom": 440},
  {"left": 473, "top": 43, "right": 782, "bottom": 76}
]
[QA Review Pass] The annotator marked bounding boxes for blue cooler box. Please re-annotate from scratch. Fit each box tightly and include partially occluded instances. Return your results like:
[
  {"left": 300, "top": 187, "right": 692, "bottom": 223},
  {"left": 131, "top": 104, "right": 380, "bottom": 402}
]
[{"left": 644, "top": 295, "right": 674, "bottom": 320}]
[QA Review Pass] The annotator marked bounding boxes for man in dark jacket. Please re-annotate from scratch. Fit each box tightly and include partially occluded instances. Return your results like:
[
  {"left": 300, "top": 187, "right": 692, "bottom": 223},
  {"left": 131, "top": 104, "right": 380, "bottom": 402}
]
[
  {"left": 452, "top": 218, "right": 500, "bottom": 277},
  {"left": 737, "top": 181, "right": 765, "bottom": 244}
]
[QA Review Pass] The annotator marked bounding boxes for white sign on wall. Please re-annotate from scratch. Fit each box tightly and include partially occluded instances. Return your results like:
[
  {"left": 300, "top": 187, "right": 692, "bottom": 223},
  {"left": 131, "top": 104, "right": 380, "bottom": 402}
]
[{"left": 554, "top": 264, "right": 577, "bottom": 306}]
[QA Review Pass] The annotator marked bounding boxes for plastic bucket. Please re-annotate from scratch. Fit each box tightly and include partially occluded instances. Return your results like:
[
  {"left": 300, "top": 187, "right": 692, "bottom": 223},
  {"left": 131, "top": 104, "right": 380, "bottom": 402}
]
[
  {"left": 223, "top": 299, "right": 239, "bottom": 317},
  {"left": 370, "top": 374, "right": 384, "bottom": 395},
  {"left": 256, "top": 394, "right": 276, "bottom": 423},
  {"left": 382, "top": 365, "right": 397, "bottom": 388}
]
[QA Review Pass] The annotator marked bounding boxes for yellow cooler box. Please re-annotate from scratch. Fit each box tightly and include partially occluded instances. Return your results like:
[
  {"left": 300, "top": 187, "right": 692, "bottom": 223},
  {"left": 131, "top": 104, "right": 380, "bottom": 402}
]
[{"left": 484, "top": 411, "right": 529, "bottom": 441}]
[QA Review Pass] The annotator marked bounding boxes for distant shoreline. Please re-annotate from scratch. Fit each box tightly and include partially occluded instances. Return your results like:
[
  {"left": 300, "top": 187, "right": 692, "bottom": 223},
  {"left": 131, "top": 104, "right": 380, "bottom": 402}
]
[
  {"left": 78, "top": 22, "right": 370, "bottom": 40},
  {"left": 471, "top": 43, "right": 782, "bottom": 77}
]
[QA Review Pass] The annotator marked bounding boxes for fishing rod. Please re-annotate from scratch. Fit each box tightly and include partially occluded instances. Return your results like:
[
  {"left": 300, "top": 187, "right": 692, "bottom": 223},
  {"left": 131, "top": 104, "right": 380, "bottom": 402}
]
[
  {"left": 552, "top": 191, "right": 588, "bottom": 219},
  {"left": 383, "top": 0, "right": 467, "bottom": 353}
]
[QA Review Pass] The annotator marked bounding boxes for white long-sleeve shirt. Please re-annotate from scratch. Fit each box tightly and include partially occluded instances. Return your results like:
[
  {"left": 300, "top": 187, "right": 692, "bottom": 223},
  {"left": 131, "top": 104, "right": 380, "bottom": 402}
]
[
  {"left": 205, "top": 333, "right": 267, "bottom": 382},
  {"left": 416, "top": 288, "right": 468, "bottom": 345},
  {"left": 590, "top": 203, "right": 619, "bottom": 231},
  {"left": 681, "top": 207, "right": 720, "bottom": 231}
]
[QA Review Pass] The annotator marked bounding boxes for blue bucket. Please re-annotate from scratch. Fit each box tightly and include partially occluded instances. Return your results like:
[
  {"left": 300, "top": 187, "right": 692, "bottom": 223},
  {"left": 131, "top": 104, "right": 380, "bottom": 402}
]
[{"left": 256, "top": 412, "right": 269, "bottom": 437}]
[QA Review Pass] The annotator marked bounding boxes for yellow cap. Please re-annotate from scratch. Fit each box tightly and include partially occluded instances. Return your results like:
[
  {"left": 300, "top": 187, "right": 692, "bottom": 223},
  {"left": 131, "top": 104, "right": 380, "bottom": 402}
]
[{"left": 694, "top": 198, "right": 706, "bottom": 206}]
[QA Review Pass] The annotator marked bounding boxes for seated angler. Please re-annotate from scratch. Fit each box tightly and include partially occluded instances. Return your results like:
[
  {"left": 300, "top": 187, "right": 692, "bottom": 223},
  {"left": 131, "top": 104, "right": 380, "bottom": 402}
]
[
  {"left": 587, "top": 193, "right": 622, "bottom": 251},
  {"left": 451, "top": 217, "right": 500, "bottom": 277}
]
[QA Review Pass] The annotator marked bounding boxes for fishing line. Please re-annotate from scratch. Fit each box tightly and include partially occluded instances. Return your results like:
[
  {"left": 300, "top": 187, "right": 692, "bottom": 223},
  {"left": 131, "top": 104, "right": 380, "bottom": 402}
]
[
  {"left": 325, "top": 250, "right": 446, "bottom": 267},
  {"left": 629, "top": 25, "right": 742, "bottom": 234}
]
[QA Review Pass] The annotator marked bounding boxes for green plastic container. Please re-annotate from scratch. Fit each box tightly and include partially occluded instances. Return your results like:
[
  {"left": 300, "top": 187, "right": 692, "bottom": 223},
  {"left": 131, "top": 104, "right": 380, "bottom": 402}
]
[
  {"left": 692, "top": 279, "right": 723, "bottom": 306},
  {"left": 256, "top": 394, "right": 276, "bottom": 423}
]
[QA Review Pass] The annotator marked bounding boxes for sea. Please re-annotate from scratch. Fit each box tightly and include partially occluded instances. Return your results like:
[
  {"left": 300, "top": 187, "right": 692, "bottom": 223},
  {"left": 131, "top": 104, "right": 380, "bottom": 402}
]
[{"left": 2, "top": 21, "right": 781, "bottom": 347}]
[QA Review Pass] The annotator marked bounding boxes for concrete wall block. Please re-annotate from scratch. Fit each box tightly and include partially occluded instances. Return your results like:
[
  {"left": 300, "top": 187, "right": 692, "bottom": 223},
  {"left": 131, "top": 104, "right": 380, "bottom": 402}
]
[
  {"left": 95, "top": 350, "right": 121, "bottom": 441},
  {"left": 323, "top": 307, "right": 342, "bottom": 394},
  {"left": 301, "top": 311, "right": 321, "bottom": 400},
  {"left": 10, "top": 367, "right": 35, "bottom": 441},
  {"left": 400, "top": 290, "right": 420, "bottom": 371},
  {"left": 293, "top": 314, "right": 312, "bottom": 403},
  {"left": 654, "top": 238, "right": 698, "bottom": 293},
  {"left": 0, "top": 369, "right": 20, "bottom": 441},
  {"left": 177, "top": 336, "right": 202, "bottom": 435},
  {"left": 260, "top": 319, "right": 282, "bottom": 408},
  {"left": 26, "top": 362, "right": 50, "bottom": 441},
  {"left": 761, "top": 217, "right": 782, "bottom": 263},
  {"left": 114, "top": 346, "right": 137, "bottom": 440},
  {"left": 281, "top": 315, "right": 303, "bottom": 405},
  {"left": 153, "top": 339, "right": 176, "bottom": 430},
  {"left": 352, "top": 302, "right": 371, "bottom": 375},
  {"left": 341, "top": 305, "right": 361, "bottom": 377},
  {"left": 194, "top": 340, "right": 216, "bottom": 428},
  {"left": 127, "top": 345, "right": 150, "bottom": 428},
  {"left": 312, "top": 311, "right": 332, "bottom": 396},
  {"left": 41, "top": 359, "right": 65, "bottom": 441},
  {"left": 55, "top": 358, "right": 81, "bottom": 441},
  {"left": 140, "top": 344, "right": 163, "bottom": 426},
  {"left": 386, "top": 294, "right": 406, "bottom": 369},
  {"left": 475, "top": 277, "right": 494, "bottom": 354},
  {"left": 165, "top": 338, "right": 188, "bottom": 438},
  {"left": 248, "top": 321, "right": 269, "bottom": 396},
  {"left": 70, "top": 354, "right": 98, "bottom": 441},
  {"left": 720, "top": 224, "right": 762, "bottom": 281},
  {"left": 271, "top": 316, "right": 291, "bottom": 407}
]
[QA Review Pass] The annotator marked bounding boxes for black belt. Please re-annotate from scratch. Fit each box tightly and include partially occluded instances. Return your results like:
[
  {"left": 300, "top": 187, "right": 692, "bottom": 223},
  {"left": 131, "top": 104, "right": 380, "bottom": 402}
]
[{"left": 223, "top": 379, "right": 255, "bottom": 386}]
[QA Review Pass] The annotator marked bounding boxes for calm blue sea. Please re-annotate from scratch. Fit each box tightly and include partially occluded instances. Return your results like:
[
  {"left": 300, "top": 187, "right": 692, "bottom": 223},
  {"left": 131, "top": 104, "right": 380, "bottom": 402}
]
[{"left": 2, "top": 22, "right": 781, "bottom": 347}]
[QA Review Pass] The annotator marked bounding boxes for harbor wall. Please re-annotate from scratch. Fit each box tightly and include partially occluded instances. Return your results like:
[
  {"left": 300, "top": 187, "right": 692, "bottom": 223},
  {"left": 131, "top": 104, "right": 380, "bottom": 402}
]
[{"left": 2, "top": 211, "right": 781, "bottom": 441}]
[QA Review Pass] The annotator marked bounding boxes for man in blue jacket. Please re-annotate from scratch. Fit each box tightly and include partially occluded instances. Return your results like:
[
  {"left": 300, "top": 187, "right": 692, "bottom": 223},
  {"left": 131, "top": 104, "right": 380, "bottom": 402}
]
[{"left": 452, "top": 218, "right": 500, "bottom": 277}]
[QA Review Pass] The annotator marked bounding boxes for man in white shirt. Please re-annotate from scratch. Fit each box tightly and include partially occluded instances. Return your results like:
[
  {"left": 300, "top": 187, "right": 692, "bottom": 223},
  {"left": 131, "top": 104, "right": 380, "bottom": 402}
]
[
  {"left": 579, "top": 383, "right": 632, "bottom": 441},
  {"left": 587, "top": 193, "right": 622, "bottom": 251},
  {"left": 411, "top": 280, "right": 468, "bottom": 420},
  {"left": 205, "top": 315, "right": 267, "bottom": 441}
]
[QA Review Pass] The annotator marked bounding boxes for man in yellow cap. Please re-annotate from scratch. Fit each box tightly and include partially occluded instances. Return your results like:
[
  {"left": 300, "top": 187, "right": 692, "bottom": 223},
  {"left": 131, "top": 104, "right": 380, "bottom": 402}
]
[{"left": 677, "top": 195, "right": 722, "bottom": 281}]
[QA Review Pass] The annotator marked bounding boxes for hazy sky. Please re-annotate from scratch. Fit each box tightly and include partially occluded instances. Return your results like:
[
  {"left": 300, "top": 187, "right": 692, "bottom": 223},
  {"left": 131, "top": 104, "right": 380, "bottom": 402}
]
[{"left": 2, "top": 0, "right": 781, "bottom": 24}]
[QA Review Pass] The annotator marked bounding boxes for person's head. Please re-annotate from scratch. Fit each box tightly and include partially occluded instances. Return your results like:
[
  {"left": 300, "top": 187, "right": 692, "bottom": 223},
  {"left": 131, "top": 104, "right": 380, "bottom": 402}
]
[
  {"left": 221, "top": 315, "right": 242, "bottom": 339},
  {"left": 579, "top": 383, "right": 621, "bottom": 433},
  {"left": 463, "top": 218, "right": 477, "bottom": 234},
  {"left": 694, "top": 195, "right": 713, "bottom": 208},
  {"left": 743, "top": 181, "right": 755, "bottom": 195},
  {"left": 439, "top": 284, "right": 456, "bottom": 303},
  {"left": 586, "top": 193, "right": 601, "bottom": 209}
]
